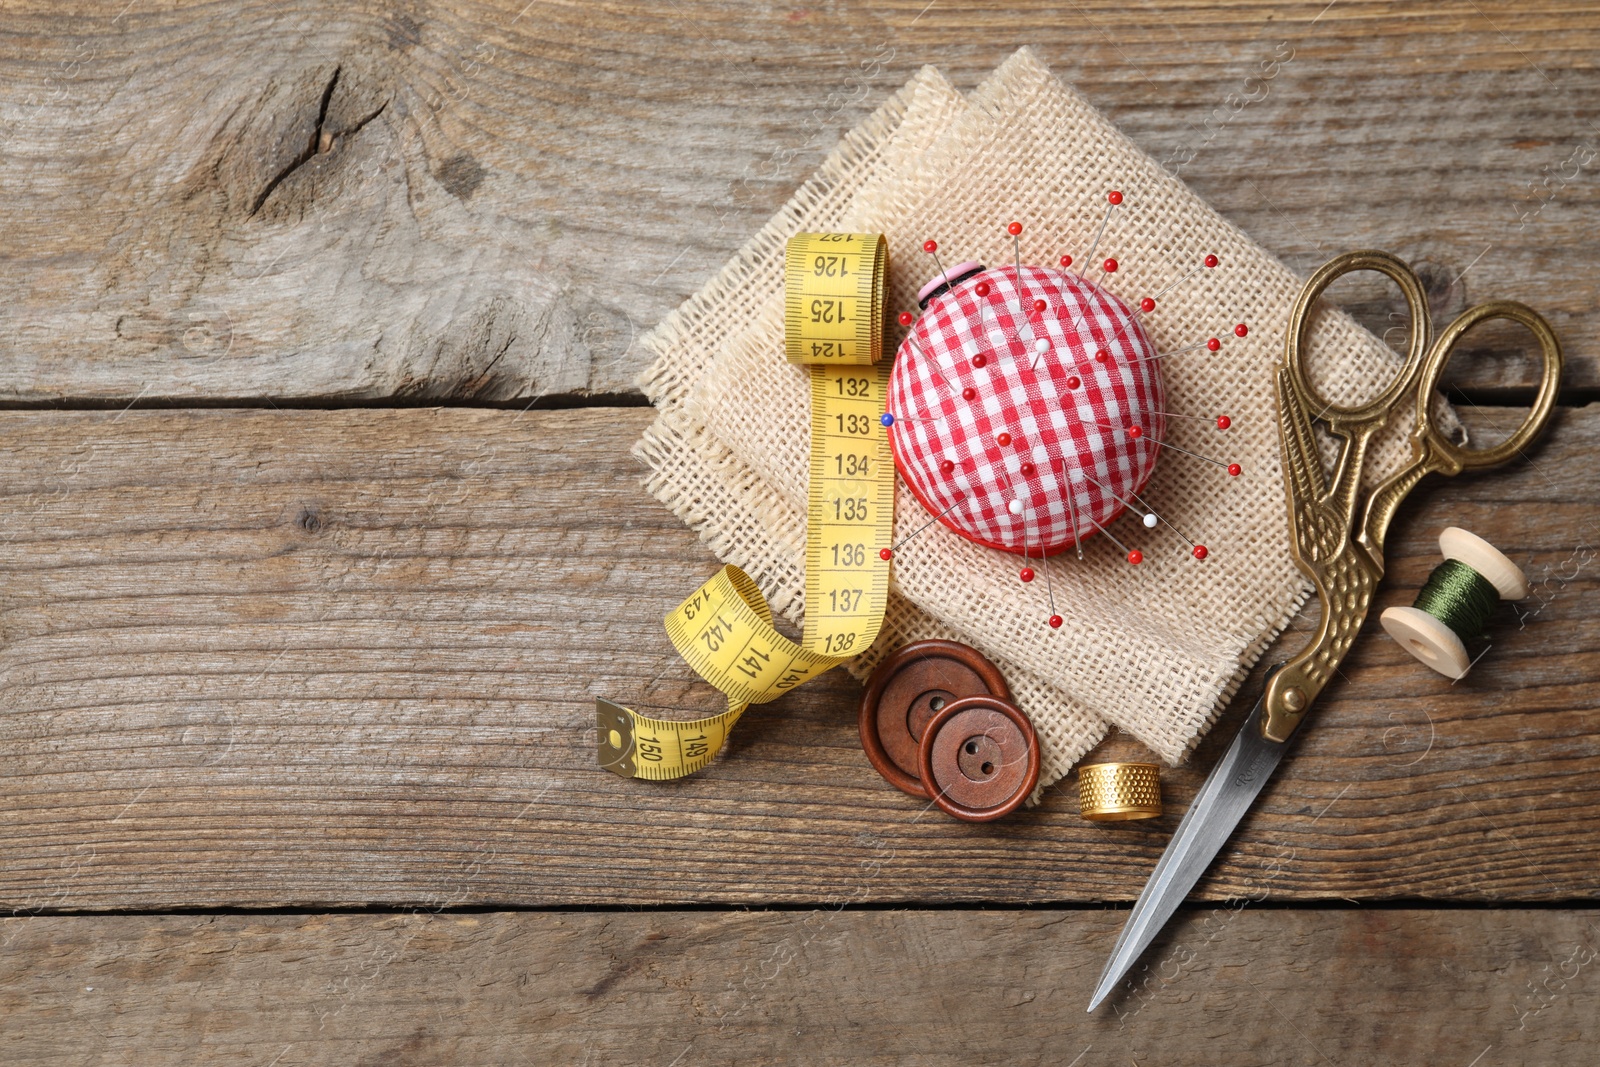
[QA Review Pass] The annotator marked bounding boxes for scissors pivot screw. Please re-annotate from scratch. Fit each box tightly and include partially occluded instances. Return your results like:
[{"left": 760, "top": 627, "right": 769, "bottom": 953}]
[{"left": 1282, "top": 686, "right": 1306, "bottom": 711}]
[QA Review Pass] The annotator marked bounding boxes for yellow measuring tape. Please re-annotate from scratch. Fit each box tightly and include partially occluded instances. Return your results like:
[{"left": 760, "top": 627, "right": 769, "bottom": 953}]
[{"left": 599, "top": 232, "right": 894, "bottom": 779}]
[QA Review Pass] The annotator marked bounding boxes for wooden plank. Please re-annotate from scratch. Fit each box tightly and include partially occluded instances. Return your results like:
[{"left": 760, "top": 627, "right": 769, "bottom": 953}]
[
  {"left": 2, "top": 405, "right": 1596, "bottom": 909},
  {"left": 2, "top": 908, "right": 1598, "bottom": 1064},
  {"left": 0, "top": 1, "right": 1595, "bottom": 402}
]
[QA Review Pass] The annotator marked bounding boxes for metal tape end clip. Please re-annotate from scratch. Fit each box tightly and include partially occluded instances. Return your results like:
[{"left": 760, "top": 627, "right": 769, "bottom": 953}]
[{"left": 595, "top": 699, "right": 637, "bottom": 778}]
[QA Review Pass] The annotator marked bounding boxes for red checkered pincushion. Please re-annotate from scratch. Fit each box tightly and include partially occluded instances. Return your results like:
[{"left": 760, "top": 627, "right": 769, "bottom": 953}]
[{"left": 886, "top": 264, "right": 1165, "bottom": 556}]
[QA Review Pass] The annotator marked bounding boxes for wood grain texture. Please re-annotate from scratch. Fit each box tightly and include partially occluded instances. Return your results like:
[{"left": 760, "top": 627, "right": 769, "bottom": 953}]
[
  {"left": 2, "top": 406, "right": 1596, "bottom": 909},
  {"left": 3, "top": 908, "right": 1599, "bottom": 1065},
  {"left": 0, "top": 1, "right": 1595, "bottom": 402}
]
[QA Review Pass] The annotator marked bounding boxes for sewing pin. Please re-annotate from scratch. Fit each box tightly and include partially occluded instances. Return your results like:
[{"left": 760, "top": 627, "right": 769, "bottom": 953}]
[
  {"left": 880, "top": 412, "right": 947, "bottom": 428},
  {"left": 1069, "top": 415, "right": 1143, "bottom": 438},
  {"left": 1030, "top": 503, "right": 1062, "bottom": 627},
  {"left": 923, "top": 239, "right": 954, "bottom": 297},
  {"left": 1081, "top": 471, "right": 1159, "bottom": 530},
  {"left": 1077, "top": 190, "right": 1121, "bottom": 283},
  {"left": 1133, "top": 253, "right": 1218, "bottom": 320},
  {"left": 1018, "top": 501, "right": 1036, "bottom": 585},
  {"left": 1078, "top": 507, "right": 1144, "bottom": 565},
  {"left": 1138, "top": 434, "right": 1242, "bottom": 476},
  {"left": 880, "top": 493, "right": 967, "bottom": 559},
  {"left": 1027, "top": 334, "right": 1057, "bottom": 372},
  {"left": 1007, "top": 221, "right": 1030, "bottom": 326},
  {"left": 1150, "top": 410, "right": 1233, "bottom": 429},
  {"left": 1057, "top": 459, "right": 1086, "bottom": 561},
  {"left": 1125, "top": 324, "right": 1244, "bottom": 365},
  {"left": 1125, "top": 483, "right": 1210, "bottom": 559}
]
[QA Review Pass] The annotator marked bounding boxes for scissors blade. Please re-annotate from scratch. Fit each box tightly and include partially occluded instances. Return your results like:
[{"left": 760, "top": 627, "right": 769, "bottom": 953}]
[{"left": 1087, "top": 679, "right": 1300, "bottom": 1012}]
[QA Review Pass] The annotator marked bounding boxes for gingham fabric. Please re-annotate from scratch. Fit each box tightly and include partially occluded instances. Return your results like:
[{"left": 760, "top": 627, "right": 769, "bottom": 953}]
[{"left": 887, "top": 264, "right": 1165, "bottom": 556}]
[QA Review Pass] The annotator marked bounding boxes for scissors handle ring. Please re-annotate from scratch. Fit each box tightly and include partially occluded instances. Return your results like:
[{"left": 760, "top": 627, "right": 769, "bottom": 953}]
[
  {"left": 1419, "top": 299, "right": 1564, "bottom": 471},
  {"left": 1285, "top": 249, "right": 1432, "bottom": 427}
]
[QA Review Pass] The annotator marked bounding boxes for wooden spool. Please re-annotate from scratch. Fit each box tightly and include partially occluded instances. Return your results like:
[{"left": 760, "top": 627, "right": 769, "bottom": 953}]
[{"left": 1380, "top": 527, "right": 1528, "bottom": 679}]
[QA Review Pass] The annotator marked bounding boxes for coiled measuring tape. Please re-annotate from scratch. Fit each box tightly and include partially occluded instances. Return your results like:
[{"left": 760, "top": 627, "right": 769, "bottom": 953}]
[{"left": 599, "top": 232, "right": 894, "bottom": 779}]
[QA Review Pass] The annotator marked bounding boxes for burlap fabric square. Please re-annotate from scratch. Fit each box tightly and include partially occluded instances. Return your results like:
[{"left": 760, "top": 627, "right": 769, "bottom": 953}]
[{"left": 637, "top": 49, "right": 1443, "bottom": 797}]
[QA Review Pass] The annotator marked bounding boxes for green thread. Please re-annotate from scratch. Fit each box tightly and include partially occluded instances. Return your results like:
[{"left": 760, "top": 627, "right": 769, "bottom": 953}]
[{"left": 1414, "top": 558, "right": 1501, "bottom": 643}]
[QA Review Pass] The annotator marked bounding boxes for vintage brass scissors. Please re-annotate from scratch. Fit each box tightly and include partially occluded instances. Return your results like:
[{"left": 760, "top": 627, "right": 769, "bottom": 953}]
[{"left": 1089, "top": 250, "right": 1564, "bottom": 1011}]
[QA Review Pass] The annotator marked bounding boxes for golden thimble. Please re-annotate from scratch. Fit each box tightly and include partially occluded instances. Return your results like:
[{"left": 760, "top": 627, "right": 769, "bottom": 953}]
[{"left": 1077, "top": 762, "right": 1163, "bottom": 821}]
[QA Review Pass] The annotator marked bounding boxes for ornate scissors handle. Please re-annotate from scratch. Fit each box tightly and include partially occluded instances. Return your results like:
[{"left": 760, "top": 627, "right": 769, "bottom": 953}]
[
  {"left": 1358, "top": 299, "right": 1564, "bottom": 562},
  {"left": 1261, "top": 251, "right": 1563, "bottom": 741}
]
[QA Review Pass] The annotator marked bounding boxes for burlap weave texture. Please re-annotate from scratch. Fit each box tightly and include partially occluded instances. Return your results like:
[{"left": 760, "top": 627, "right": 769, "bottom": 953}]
[{"left": 638, "top": 50, "right": 1439, "bottom": 793}]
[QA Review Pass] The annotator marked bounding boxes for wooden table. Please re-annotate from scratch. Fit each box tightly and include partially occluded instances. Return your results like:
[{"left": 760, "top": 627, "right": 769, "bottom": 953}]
[{"left": 3, "top": 2, "right": 1597, "bottom": 1063}]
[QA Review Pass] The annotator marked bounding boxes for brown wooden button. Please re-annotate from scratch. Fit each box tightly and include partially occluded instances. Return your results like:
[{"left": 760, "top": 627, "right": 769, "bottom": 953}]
[
  {"left": 917, "top": 695, "right": 1039, "bottom": 822},
  {"left": 858, "top": 640, "right": 1010, "bottom": 797}
]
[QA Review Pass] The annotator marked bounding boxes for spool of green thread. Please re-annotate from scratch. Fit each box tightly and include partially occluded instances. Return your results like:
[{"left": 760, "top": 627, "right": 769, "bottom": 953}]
[{"left": 1381, "top": 528, "right": 1529, "bottom": 679}]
